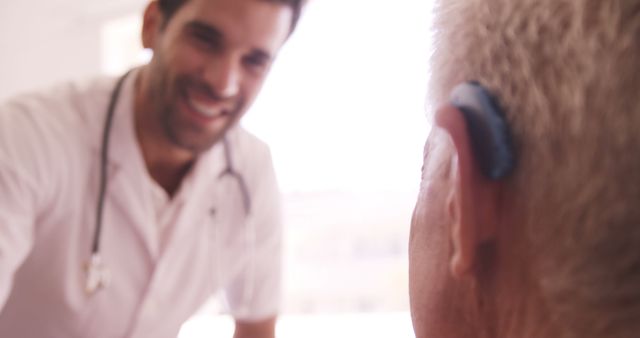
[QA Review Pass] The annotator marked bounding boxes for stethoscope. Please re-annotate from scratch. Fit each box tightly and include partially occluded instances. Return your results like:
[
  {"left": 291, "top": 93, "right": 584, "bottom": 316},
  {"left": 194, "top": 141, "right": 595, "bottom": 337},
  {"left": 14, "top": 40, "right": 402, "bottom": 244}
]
[{"left": 85, "top": 70, "right": 255, "bottom": 307}]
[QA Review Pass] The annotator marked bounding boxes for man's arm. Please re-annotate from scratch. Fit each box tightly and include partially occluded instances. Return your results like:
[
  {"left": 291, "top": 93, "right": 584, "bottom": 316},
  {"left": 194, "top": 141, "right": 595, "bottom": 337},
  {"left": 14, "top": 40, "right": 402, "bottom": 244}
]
[
  {"left": 0, "top": 107, "right": 44, "bottom": 310},
  {"left": 233, "top": 317, "right": 276, "bottom": 338},
  {"left": 224, "top": 137, "right": 283, "bottom": 333}
]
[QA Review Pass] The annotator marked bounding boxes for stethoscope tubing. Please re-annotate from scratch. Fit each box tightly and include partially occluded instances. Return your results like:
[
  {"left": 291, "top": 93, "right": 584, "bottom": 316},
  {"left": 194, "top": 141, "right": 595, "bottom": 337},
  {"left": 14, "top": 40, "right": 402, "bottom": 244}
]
[
  {"left": 91, "top": 69, "right": 252, "bottom": 258},
  {"left": 92, "top": 69, "right": 133, "bottom": 254},
  {"left": 87, "top": 69, "right": 258, "bottom": 316}
]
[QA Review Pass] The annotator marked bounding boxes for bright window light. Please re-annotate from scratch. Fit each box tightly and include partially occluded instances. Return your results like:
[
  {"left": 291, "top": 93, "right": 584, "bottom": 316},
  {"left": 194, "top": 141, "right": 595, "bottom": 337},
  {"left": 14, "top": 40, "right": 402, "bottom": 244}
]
[
  {"left": 245, "top": 0, "right": 432, "bottom": 194},
  {"left": 101, "top": 14, "right": 151, "bottom": 76}
]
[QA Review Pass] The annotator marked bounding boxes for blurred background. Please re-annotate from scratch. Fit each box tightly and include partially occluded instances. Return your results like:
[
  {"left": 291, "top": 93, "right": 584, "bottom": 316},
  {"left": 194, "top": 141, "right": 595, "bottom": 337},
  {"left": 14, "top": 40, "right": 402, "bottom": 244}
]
[{"left": 0, "top": 0, "right": 433, "bottom": 336}]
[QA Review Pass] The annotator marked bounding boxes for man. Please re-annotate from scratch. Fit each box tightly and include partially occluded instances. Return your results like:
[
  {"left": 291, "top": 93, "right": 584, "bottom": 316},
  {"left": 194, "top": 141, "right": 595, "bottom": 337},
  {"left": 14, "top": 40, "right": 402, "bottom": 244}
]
[
  {"left": 410, "top": 0, "right": 640, "bottom": 338},
  {"left": 0, "top": 0, "right": 304, "bottom": 337}
]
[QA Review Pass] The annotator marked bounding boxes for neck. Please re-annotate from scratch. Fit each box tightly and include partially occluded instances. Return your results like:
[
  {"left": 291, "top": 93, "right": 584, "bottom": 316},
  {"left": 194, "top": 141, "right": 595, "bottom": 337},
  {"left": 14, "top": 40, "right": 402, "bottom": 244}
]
[
  {"left": 489, "top": 233, "right": 561, "bottom": 338},
  {"left": 134, "top": 66, "right": 195, "bottom": 196}
]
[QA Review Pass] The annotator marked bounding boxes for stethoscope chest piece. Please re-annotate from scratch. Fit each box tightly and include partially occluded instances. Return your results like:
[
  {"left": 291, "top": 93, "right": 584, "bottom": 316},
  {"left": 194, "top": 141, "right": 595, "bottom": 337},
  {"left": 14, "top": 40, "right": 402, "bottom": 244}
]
[{"left": 85, "top": 253, "right": 111, "bottom": 295}]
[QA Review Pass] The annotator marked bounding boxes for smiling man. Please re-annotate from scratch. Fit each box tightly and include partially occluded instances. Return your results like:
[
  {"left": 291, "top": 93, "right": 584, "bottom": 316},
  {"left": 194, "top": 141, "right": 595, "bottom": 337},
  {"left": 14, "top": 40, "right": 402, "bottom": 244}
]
[
  {"left": 410, "top": 0, "right": 640, "bottom": 338},
  {"left": 0, "top": 0, "right": 304, "bottom": 337}
]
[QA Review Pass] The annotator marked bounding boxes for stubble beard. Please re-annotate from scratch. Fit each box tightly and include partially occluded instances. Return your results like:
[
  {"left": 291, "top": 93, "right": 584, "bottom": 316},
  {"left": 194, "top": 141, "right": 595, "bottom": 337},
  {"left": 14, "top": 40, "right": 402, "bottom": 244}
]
[{"left": 148, "top": 58, "right": 244, "bottom": 155}]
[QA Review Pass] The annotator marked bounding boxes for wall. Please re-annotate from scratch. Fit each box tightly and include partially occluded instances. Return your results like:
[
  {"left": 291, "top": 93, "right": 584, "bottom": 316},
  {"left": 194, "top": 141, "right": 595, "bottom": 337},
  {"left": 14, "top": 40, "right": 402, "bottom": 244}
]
[{"left": 0, "top": 0, "right": 146, "bottom": 100}]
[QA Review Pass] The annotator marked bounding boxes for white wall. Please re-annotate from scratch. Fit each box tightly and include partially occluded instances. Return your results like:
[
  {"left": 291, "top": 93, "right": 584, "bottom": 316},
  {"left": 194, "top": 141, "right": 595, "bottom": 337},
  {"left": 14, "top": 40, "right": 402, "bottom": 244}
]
[{"left": 0, "top": 0, "right": 146, "bottom": 100}]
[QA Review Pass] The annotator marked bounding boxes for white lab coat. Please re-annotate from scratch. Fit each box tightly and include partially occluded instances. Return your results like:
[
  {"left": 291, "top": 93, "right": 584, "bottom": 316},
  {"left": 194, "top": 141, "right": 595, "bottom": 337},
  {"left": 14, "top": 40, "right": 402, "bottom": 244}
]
[{"left": 0, "top": 71, "right": 282, "bottom": 338}]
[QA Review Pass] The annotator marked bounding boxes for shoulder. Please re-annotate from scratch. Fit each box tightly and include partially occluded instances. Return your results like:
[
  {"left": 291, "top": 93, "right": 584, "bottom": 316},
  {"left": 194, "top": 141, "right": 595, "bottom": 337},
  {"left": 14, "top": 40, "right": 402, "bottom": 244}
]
[
  {"left": 0, "top": 75, "right": 117, "bottom": 190},
  {"left": 0, "top": 76, "right": 117, "bottom": 146},
  {"left": 224, "top": 127, "right": 282, "bottom": 241},
  {"left": 224, "top": 126, "right": 279, "bottom": 196},
  {"left": 227, "top": 126, "right": 271, "bottom": 154},
  {"left": 226, "top": 126, "right": 274, "bottom": 168}
]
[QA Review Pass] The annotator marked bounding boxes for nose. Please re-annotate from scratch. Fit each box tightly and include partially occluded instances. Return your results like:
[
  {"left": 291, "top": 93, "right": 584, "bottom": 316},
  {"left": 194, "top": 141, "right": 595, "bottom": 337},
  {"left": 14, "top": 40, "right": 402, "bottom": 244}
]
[{"left": 203, "top": 55, "right": 240, "bottom": 99}]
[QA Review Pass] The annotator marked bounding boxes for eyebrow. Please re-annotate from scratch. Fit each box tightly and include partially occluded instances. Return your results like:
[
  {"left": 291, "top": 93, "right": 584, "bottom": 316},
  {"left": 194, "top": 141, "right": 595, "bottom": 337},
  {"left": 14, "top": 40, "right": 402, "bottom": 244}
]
[
  {"left": 185, "top": 21, "right": 223, "bottom": 42},
  {"left": 185, "top": 20, "right": 274, "bottom": 61}
]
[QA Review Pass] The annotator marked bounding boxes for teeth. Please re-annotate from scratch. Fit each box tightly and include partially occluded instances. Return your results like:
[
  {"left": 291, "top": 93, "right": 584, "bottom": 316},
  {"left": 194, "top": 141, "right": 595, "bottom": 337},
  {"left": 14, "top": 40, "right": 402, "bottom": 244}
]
[{"left": 188, "top": 96, "right": 224, "bottom": 118}]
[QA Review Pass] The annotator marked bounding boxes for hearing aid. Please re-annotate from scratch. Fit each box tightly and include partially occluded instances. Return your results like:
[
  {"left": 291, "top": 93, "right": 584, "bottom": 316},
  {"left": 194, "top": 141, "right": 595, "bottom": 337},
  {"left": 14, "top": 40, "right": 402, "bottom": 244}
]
[{"left": 449, "top": 82, "right": 516, "bottom": 180}]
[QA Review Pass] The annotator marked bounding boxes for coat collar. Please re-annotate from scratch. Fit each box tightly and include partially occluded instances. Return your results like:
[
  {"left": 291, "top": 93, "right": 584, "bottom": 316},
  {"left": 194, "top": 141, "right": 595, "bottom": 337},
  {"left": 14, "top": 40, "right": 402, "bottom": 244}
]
[{"left": 84, "top": 68, "right": 231, "bottom": 260}]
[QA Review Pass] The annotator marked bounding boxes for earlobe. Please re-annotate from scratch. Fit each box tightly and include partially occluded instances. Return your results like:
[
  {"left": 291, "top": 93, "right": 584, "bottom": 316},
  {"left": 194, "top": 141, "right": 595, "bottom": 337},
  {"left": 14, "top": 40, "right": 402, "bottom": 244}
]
[
  {"left": 435, "top": 105, "right": 499, "bottom": 279},
  {"left": 141, "top": 1, "right": 163, "bottom": 50}
]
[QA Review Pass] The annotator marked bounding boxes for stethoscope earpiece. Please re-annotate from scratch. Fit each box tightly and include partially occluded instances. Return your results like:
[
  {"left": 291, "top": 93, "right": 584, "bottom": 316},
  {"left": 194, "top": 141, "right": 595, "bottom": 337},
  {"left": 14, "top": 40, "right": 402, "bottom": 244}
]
[{"left": 449, "top": 82, "right": 516, "bottom": 180}]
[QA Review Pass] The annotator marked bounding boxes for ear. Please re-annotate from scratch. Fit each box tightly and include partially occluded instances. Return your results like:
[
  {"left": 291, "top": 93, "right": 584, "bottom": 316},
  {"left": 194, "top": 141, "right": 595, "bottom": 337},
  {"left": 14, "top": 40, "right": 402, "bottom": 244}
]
[
  {"left": 435, "top": 105, "right": 500, "bottom": 278},
  {"left": 141, "top": 1, "right": 164, "bottom": 50}
]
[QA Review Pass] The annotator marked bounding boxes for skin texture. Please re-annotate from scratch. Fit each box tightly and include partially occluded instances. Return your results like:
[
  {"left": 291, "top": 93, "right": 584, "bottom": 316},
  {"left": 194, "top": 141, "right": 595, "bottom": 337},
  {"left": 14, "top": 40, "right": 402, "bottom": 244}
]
[
  {"left": 136, "top": 0, "right": 292, "bottom": 195},
  {"left": 233, "top": 317, "right": 276, "bottom": 338},
  {"left": 136, "top": 0, "right": 292, "bottom": 336}
]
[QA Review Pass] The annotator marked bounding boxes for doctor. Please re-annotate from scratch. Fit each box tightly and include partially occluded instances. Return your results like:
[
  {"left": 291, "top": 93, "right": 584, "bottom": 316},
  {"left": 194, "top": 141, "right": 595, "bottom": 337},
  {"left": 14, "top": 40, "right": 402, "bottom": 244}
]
[{"left": 0, "top": 0, "right": 304, "bottom": 337}]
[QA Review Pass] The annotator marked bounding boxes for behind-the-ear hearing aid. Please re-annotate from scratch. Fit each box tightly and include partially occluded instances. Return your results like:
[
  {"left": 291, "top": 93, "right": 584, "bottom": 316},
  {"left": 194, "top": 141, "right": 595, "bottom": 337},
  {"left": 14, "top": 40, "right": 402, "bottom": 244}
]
[{"left": 449, "top": 82, "right": 516, "bottom": 180}]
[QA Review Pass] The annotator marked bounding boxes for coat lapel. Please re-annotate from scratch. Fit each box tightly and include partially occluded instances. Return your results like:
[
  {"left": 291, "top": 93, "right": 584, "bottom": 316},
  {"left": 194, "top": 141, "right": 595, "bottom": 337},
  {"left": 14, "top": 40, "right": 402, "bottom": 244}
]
[{"left": 88, "top": 69, "right": 160, "bottom": 260}]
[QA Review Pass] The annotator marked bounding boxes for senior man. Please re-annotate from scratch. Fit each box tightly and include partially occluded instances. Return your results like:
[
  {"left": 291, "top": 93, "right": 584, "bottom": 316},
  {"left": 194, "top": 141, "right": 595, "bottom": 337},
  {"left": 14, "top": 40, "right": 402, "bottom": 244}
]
[{"left": 410, "top": 1, "right": 640, "bottom": 338}]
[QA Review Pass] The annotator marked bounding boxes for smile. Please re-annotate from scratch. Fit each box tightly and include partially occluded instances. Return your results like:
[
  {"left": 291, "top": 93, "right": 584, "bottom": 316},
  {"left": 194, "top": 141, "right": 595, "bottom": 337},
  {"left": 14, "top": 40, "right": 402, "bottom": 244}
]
[{"left": 184, "top": 89, "right": 229, "bottom": 119}]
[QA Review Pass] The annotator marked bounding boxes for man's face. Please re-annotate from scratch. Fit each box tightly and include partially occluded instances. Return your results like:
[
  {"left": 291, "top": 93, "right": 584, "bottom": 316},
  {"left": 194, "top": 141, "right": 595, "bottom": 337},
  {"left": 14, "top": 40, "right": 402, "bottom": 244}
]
[
  {"left": 146, "top": 0, "right": 292, "bottom": 153},
  {"left": 409, "top": 128, "right": 468, "bottom": 338}
]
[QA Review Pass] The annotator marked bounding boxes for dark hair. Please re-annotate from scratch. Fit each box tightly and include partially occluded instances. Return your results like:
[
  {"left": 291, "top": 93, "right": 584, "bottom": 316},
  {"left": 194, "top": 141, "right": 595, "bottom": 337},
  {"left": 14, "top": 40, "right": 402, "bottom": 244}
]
[{"left": 157, "top": 0, "right": 305, "bottom": 33}]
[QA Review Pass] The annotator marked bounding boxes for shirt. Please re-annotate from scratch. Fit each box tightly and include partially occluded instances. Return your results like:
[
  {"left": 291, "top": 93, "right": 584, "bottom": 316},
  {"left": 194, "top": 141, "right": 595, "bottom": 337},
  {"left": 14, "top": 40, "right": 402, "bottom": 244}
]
[{"left": 0, "top": 70, "right": 283, "bottom": 338}]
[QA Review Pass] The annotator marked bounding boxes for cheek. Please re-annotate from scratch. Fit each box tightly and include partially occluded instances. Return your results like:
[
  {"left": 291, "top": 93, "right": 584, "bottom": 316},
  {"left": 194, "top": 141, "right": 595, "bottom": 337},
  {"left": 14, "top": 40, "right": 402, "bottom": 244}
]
[
  {"left": 160, "top": 39, "right": 207, "bottom": 76},
  {"left": 409, "top": 193, "right": 437, "bottom": 308},
  {"left": 243, "top": 73, "right": 267, "bottom": 97},
  {"left": 409, "top": 182, "right": 455, "bottom": 336},
  {"left": 179, "top": 49, "right": 206, "bottom": 74},
  {"left": 409, "top": 194, "right": 444, "bottom": 276},
  {"left": 409, "top": 204, "right": 427, "bottom": 333}
]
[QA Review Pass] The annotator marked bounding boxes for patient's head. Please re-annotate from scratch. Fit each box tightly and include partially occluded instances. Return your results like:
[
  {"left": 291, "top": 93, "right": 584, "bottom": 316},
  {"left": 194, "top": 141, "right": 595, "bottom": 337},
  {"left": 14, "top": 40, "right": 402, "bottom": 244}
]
[{"left": 409, "top": 1, "right": 640, "bottom": 338}]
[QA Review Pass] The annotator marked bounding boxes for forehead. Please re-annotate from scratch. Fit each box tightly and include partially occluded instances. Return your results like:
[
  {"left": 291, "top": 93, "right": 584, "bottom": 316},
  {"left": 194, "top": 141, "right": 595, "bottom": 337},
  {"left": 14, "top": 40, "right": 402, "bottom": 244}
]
[{"left": 169, "top": 0, "right": 293, "bottom": 53}]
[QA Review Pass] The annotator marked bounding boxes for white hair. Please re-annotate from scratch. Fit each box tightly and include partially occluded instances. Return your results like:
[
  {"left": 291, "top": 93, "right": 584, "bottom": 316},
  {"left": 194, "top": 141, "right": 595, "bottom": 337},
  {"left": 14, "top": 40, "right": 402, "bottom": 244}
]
[{"left": 430, "top": 1, "right": 640, "bottom": 337}]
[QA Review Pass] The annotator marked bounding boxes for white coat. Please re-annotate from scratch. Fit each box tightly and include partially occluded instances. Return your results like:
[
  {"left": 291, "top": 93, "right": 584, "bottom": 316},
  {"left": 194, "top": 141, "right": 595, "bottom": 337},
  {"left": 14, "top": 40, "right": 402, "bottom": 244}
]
[{"left": 0, "top": 71, "right": 282, "bottom": 338}]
